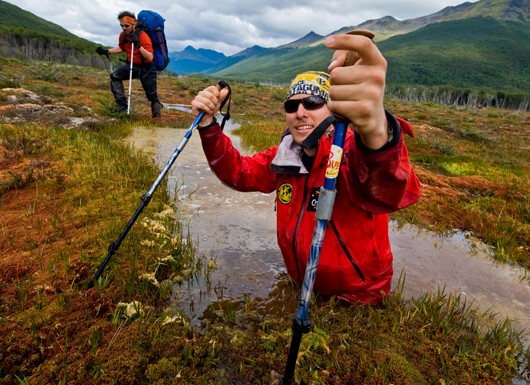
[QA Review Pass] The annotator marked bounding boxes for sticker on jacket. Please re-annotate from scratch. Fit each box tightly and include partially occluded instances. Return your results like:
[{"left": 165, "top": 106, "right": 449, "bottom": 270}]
[
  {"left": 306, "top": 187, "right": 320, "bottom": 212},
  {"left": 278, "top": 183, "right": 293, "bottom": 204}
]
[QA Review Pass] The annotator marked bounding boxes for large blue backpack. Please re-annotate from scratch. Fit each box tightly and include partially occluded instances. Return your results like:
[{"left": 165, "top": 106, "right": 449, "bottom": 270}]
[{"left": 136, "top": 10, "right": 170, "bottom": 71}]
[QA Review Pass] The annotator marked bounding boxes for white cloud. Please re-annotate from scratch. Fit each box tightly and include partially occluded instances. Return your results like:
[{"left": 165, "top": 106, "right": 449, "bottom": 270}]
[{"left": 4, "top": 0, "right": 479, "bottom": 55}]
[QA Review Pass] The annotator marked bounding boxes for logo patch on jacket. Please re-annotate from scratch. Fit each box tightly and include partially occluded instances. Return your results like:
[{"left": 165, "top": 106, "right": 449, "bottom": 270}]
[{"left": 278, "top": 183, "right": 293, "bottom": 204}]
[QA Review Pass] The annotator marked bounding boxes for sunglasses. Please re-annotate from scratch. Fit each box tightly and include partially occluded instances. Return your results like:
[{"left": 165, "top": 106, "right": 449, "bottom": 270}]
[
  {"left": 284, "top": 96, "right": 326, "bottom": 113},
  {"left": 120, "top": 24, "right": 131, "bottom": 28}
]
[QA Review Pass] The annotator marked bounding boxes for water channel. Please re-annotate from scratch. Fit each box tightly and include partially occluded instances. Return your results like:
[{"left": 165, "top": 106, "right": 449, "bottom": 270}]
[{"left": 128, "top": 106, "right": 530, "bottom": 382}]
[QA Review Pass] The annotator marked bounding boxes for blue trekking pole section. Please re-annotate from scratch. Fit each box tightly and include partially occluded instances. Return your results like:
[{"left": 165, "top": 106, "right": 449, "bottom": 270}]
[
  {"left": 281, "top": 119, "right": 347, "bottom": 384},
  {"left": 87, "top": 81, "right": 231, "bottom": 290},
  {"left": 86, "top": 112, "right": 204, "bottom": 289},
  {"left": 281, "top": 29, "right": 375, "bottom": 384}
]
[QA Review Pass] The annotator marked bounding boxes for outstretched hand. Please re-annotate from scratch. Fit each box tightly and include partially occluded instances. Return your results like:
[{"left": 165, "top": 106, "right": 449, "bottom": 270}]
[
  {"left": 96, "top": 46, "right": 108, "bottom": 56},
  {"left": 191, "top": 84, "right": 230, "bottom": 127},
  {"left": 325, "top": 33, "right": 389, "bottom": 150}
]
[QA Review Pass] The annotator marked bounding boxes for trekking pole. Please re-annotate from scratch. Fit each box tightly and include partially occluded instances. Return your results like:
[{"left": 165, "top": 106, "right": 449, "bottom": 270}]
[
  {"left": 87, "top": 81, "right": 230, "bottom": 290},
  {"left": 281, "top": 119, "right": 348, "bottom": 384},
  {"left": 281, "top": 29, "right": 374, "bottom": 384},
  {"left": 126, "top": 43, "right": 134, "bottom": 121}
]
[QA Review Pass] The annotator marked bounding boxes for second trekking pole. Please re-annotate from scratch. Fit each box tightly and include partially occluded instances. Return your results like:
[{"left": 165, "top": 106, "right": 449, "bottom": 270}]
[
  {"left": 87, "top": 81, "right": 231, "bottom": 290},
  {"left": 126, "top": 43, "right": 134, "bottom": 121}
]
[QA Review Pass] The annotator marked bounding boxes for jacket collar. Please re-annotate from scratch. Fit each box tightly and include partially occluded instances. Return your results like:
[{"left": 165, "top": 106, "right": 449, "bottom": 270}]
[{"left": 270, "top": 134, "right": 309, "bottom": 174}]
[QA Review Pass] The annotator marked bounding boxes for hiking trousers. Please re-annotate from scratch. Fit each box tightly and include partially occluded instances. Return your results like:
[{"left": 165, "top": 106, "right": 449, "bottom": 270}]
[{"left": 110, "top": 63, "right": 160, "bottom": 109}]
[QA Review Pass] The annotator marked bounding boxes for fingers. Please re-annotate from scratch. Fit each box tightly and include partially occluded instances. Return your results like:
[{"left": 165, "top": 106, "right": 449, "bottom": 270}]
[
  {"left": 328, "top": 64, "right": 385, "bottom": 89},
  {"left": 325, "top": 34, "right": 386, "bottom": 67},
  {"left": 324, "top": 32, "right": 388, "bottom": 146},
  {"left": 328, "top": 50, "right": 348, "bottom": 71}
]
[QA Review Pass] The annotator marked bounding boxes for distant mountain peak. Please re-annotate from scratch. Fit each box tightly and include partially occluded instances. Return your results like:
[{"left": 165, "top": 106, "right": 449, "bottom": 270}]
[
  {"left": 169, "top": 46, "right": 226, "bottom": 64},
  {"left": 330, "top": 0, "right": 530, "bottom": 41},
  {"left": 232, "top": 45, "right": 269, "bottom": 58},
  {"left": 278, "top": 31, "right": 325, "bottom": 49}
]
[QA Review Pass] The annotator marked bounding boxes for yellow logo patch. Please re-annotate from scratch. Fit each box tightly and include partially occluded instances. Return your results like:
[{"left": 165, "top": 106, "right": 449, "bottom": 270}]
[{"left": 278, "top": 183, "right": 293, "bottom": 205}]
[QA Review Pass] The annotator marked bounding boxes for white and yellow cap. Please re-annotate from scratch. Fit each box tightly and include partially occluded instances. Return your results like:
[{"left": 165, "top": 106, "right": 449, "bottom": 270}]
[{"left": 285, "top": 71, "right": 330, "bottom": 101}]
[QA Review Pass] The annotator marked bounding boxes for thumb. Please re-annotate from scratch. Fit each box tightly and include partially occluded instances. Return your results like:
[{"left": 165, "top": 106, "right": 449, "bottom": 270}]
[{"left": 216, "top": 82, "right": 230, "bottom": 103}]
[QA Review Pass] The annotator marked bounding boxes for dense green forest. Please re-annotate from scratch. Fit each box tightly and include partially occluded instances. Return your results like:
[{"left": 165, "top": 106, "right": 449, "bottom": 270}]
[
  {"left": 0, "top": 0, "right": 120, "bottom": 69},
  {"left": 0, "top": 25, "right": 122, "bottom": 69}
]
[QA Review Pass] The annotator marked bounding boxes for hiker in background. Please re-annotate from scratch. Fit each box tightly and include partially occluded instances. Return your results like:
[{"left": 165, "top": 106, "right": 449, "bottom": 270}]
[
  {"left": 191, "top": 34, "right": 422, "bottom": 305},
  {"left": 96, "top": 11, "right": 162, "bottom": 118}
]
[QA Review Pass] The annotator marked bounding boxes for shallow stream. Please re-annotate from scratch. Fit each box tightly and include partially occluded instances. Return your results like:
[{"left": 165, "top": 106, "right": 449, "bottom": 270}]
[{"left": 128, "top": 109, "right": 530, "bottom": 368}]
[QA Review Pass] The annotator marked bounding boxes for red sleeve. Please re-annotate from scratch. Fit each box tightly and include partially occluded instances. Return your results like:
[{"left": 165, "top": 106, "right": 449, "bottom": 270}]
[
  {"left": 199, "top": 123, "right": 278, "bottom": 194},
  {"left": 343, "top": 118, "right": 422, "bottom": 214},
  {"left": 118, "top": 31, "right": 125, "bottom": 51},
  {"left": 139, "top": 32, "right": 154, "bottom": 54}
]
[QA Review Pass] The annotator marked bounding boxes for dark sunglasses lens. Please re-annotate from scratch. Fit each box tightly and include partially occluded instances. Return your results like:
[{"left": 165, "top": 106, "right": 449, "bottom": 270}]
[
  {"left": 121, "top": 24, "right": 130, "bottom": 28},
  {"left": 303, "top": 96, "right": 325, "bottom": 110},
  {"left": 284, "top": 99, "right": 299, "bottom": 113},
  {"left": 284, "top": 96, "right": 325, "bottom": 113}
]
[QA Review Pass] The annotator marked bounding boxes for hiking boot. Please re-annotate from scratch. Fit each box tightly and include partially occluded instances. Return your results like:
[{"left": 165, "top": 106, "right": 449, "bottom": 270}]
[
  {"left": 151, "top": 101, "right": 162, "bottom": 118},
  {"left": 111, "top": 104, "right": 127, "bottom": 113}
]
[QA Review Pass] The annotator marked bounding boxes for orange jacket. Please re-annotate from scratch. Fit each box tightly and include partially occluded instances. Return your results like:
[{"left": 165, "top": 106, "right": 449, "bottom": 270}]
[{"left": 118, "top": 31, "right": 154, "bottom": 65}]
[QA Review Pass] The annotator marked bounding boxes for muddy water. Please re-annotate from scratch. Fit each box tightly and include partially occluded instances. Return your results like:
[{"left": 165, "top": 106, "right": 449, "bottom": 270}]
[{"left": 127, "top": 113, "right": 530, "bottom": 348}]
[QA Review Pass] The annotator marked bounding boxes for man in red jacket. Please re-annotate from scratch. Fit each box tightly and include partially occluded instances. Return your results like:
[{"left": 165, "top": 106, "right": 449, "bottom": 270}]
[
  {"left": 96, "top": 11, "right": 162, "bottom": 118},
  {"left": 191, "top": 33, "right": 422, "bottom": 304}
]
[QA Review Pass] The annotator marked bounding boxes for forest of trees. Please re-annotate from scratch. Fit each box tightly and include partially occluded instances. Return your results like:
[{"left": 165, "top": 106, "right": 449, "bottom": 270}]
[
  {"left": 385, "top": 84, "right": 530, "bottom": 111},
  {"left": 0, "top": 26, "right": 121, "bottom": 70}
]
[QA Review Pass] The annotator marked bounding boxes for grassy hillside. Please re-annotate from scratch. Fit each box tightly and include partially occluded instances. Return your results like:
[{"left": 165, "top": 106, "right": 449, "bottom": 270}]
[
  {"left": 332, "top": 0, "right": 530, "bottom": 42},
  {"left": 380, "top": 16, "right": 530, "bottom": 92},
  {"left": 0, "top": 0, "right": 121, "bottom": 68},
  {"left": 0, "top": 0, "right": 76, "bottom": 38},
  {"left": 213, "top": 44, "right": 332, "bottom": 84},
  {"left": 211, "top": 16, "right": 530, "bottom": 96}
]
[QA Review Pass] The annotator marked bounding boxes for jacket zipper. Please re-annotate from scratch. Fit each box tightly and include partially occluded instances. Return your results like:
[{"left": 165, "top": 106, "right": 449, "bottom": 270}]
[
  {"left": 292, "top": 174, "right": 309, "bottom": 282},
  {"left": 330, "top": 219, "right": 366, "bottom": 281}
]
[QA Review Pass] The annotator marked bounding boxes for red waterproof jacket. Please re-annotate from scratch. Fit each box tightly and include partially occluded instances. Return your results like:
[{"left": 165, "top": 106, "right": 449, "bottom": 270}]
[{"left": 199, "top": 113, "right": 422, "bottom": 304}]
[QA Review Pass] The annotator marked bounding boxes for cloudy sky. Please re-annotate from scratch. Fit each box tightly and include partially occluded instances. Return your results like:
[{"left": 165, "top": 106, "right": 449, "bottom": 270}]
[{"left": 6, "top": 0, "right": 478, "bottom": 56}]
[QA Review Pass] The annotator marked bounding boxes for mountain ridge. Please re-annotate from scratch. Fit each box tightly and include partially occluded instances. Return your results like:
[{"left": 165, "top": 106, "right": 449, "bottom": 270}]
[
  {"left": 205, "top": 0, "right": 530, "bottom": 92},
  {"left": 2, "top": 0, "right": 530, "bottom": 93},
  {"left": 330, "top": 0, "right": 530, "bottom": 41}
]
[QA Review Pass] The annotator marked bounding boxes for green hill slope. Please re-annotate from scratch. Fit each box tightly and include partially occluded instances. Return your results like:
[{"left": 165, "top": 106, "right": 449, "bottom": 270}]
[
  {"left": 213, "top": 45, "right": 332, "bottom": 83},
  {"left": 0, "top": 0, "right": 76, "bottom": 37},
  {"left": 0, "top": 0, "right": 119, "bottom": 68},
  {"left": 380, "top": 16, "right": 530, "bottom": 92},
  {"left": 331, "top": 0, "right": 530, "bottom": 42},
  {"left": 212, "top": 15, "right": 530, "bottom": 92}
]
